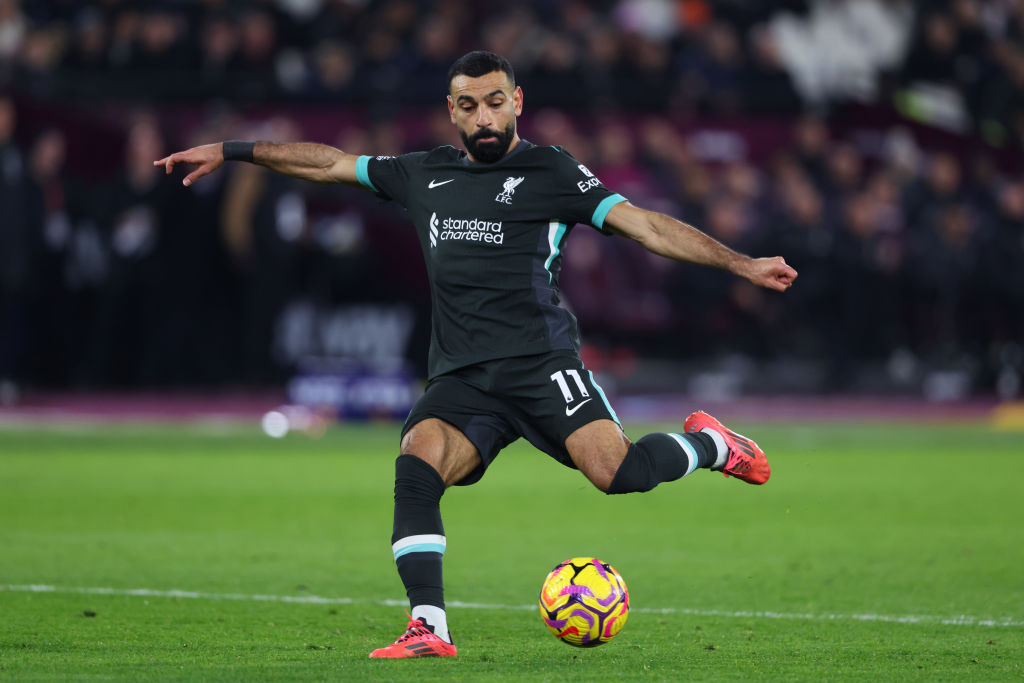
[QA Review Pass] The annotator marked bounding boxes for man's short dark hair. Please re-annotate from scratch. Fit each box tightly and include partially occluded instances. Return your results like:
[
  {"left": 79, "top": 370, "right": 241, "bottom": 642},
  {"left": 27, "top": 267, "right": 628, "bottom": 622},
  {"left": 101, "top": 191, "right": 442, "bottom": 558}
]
[{"left": 447, "top": 51, "right": 515, "bottom": 92}]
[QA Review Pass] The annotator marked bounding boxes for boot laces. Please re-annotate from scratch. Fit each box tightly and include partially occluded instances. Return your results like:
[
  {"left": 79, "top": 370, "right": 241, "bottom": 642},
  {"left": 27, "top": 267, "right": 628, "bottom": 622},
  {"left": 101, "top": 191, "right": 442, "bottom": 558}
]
[{"left": 394, "top": 614, "right": 433, "bottom": 643}]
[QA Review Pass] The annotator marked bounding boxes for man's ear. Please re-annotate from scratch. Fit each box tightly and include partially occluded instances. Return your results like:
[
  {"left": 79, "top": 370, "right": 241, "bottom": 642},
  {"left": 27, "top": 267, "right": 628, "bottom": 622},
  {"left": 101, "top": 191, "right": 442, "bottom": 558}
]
[{"left": 447, "top": 95, "right": 456, "bottom": 124}]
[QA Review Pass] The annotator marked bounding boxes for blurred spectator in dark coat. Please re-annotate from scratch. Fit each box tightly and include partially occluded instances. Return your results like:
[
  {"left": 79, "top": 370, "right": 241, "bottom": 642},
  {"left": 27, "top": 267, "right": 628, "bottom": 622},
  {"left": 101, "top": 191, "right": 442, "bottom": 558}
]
[
  {"left": 902, "top": 151, "right": 964, "bottom": 227},
  {"left": 528, "top": 32, "right": 584, "bottom": 109},
  {"left": 134, "top": 7, "right": 189, "bottom": 71},
  {"left": 982, "top": 180, "right": 1024, "bottom": 351},
  {"left": 756, "top": 168, "right": 833, "bottom": 360},
  {"left": 636, "top": 118, "right": 693, "bottom": 203},
  {"left": 831, "top": 192, "right": 906, "bottom": 384},
  {"left": 720, "top": 160, "right": 765, "bottom": 215},
  {"left": 233, "top": 9, "right": 281, "bottom": 101},
  {"left": 677, "top": 21, "right": 745, "bottom": 115},
  {"left": 24, "top": 128, "right": 79, "bottom": 385},
  {"left": 593, "top": 122, "right": 657, "bottom": 205},
  {"left": 790, "top": 115, "right": 830, "bottom": 187},
  {"left": 307, "top": 39, "right": 359, "bottom": 103},
  {"left": 197, "top": 11, "right": 241, "bottom": 100},
  {"left": 948, "top": 0, "right": 992, "bottom": 126},
  {"left": 107, "top": 7, "right": 138, "bottom": 70},
  {"left": 905, "top": 200, "right": 982, "bottom": 363},
  {"left": 130, "top": 7, "right": 193, "bottom": 97},
  {"left": 667, "top": 195, "right": 772, "bottom": 358},
  {"left": 151, "top": 115, "right": 237, "bottom": 386},
  {"left": 62, "top": 6, "right": 108, "bottom": 75},
  {"left": 86, "top": 116, "right": 177, "bottom": 386},
  {"left": 901, "top": 10, "right": 960, "bottom": 87},
  {"left": 0, "top": 96, "right": 37, "bottom": 399},
  {"left": 404, "top": 15, "right": 463, "bottom": 103},
  {"left": 673, "top": 162, "right": 712, "bottom": 230},
  {"left": 13, "top": 23, "right": 64, "bottom": 97},
  {"left": 531, "top": 108, "right": 592, "bottom": 168},
  {"left": 822, "top": 142, "right": 864, "bottom": 199},
  {"left": 581, "top": 23, "right": 629, "bottom": 110},
  {"left": 742, "top": 25, "right": 802, "bottom": 115}
]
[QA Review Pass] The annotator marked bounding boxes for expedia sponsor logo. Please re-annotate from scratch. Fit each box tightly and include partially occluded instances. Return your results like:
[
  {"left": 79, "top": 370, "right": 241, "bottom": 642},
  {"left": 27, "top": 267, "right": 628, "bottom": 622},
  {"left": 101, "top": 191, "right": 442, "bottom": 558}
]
[
  {"left": 576, "top": 163, "right": 601, "bottom": 192},
  {"left": 429, "top": 212, "right": 504, "bottom": 247}
]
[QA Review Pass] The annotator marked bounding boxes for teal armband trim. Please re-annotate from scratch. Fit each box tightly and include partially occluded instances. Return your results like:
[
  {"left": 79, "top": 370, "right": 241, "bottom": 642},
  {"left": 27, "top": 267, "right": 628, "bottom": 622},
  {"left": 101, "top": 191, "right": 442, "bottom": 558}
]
[
  {"left": 592, "top": 193, "right": 627, "bottom": 230},
  {"left": 355, "top": 155, "right": 378, "bottom": 192}
]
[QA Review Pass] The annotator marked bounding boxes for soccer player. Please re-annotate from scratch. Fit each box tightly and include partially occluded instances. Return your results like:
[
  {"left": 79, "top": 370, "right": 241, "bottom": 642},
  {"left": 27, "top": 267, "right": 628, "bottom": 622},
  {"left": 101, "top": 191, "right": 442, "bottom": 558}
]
[{"left": 155, "top": 51, "right": 797, "bottom": 659}]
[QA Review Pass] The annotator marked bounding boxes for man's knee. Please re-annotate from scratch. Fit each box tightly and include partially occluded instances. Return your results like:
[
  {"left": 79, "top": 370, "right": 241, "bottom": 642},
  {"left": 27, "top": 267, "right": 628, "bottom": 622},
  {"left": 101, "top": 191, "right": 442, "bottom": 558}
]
[
  {"left": 401, "top": 420, "right": 447, "bottom": 470},
  {"left": 401, "top": 418, "right": 481, "bottom": 487},
  {"left": 566, "top": 421, "right": 630, "bottom": 492},
  {"left": 581, "top": 453, "right": 623, "bottom": 493}
]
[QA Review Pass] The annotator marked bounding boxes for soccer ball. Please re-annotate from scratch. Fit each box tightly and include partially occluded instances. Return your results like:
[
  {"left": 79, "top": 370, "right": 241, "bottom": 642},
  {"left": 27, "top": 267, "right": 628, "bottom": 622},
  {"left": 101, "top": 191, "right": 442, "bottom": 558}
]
[{"left": 538, "top": 557, "right": 629, "bottom": 647}]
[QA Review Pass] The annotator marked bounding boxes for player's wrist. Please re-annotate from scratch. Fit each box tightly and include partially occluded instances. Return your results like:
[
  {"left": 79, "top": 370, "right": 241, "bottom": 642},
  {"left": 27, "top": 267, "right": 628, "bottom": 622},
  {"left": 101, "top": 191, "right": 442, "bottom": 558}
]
[
  {"left": 222, "top": 140, "right": 255, "bottom": 163},
  {"left": 729, "top": 254, "right": 754, "bottom": 280}
]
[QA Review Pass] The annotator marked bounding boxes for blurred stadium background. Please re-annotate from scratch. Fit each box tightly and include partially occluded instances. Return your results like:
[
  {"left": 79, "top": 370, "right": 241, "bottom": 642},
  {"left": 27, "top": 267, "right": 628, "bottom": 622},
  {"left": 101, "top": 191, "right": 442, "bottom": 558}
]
[{"left": 2, "top": 0, "right": 1024, "bottom": 426}]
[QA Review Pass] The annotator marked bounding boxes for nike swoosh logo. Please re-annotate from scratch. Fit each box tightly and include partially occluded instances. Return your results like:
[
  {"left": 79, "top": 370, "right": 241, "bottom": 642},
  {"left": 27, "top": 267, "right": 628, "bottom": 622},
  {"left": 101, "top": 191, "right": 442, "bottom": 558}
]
[
  {"left": 565, "top": 399, "right": 593, "bottom": 416},
  {"left": 428, "top": 179, "right": 454, "bottom": 188}
]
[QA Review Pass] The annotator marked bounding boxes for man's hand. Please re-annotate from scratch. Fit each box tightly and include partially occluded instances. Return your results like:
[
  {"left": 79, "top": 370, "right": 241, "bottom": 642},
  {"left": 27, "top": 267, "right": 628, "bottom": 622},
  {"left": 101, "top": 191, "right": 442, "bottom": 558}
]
[
  {"left": 153, "top": 142, "right": 224, "bottom": 187},
  {"left": 739, "top": 256, "right": 798, "bottom": 292}
]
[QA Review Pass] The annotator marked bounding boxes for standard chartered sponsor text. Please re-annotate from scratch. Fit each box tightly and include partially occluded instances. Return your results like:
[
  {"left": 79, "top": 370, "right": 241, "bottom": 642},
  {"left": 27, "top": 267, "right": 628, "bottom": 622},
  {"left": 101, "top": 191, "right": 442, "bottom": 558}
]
[{"left": 438, "top": 216, "right": 505, "bottom": 245}]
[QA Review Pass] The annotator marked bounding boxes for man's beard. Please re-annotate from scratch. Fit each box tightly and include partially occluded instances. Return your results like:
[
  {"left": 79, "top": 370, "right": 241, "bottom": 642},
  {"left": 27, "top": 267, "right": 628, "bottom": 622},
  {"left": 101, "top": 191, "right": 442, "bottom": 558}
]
[{"left": 461, "top": 122, "right": 515, "bottom": 163}]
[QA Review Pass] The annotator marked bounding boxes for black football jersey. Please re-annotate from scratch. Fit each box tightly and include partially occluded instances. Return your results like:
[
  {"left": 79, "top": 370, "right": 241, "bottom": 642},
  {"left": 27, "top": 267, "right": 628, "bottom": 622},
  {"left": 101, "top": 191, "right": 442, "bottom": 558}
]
[{"left": 356, "top": 140, "right": 627, "bottom": 378}]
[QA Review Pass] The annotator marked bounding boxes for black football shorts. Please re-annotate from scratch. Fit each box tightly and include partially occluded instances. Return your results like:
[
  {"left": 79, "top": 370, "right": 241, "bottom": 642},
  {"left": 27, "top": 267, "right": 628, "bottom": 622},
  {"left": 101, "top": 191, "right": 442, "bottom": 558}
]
[{"left": 402, "top": 351, "right": 621, "bottom": 485}]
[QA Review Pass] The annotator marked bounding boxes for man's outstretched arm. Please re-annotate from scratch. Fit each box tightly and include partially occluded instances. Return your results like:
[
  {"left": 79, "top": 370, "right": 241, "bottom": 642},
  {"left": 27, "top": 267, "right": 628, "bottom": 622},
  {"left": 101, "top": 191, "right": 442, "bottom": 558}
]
[
  {"left": 154, "top": 141, "right": 363, "bottom": 188},
  {"left": 602, "top": 201, "right": 797, "bottom": 292}
]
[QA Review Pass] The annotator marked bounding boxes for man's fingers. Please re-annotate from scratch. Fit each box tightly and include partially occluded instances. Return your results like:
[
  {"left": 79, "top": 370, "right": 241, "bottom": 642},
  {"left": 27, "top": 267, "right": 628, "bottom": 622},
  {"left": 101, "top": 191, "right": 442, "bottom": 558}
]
[
  {"left": 182, "top": 162, "right": 214, "bottom": 187},
  {"left": 158, "top": 153, "right": 188, "bottom": 174},
  {"left": 761, "top": 262, "right": 797, "bottom": 292},
  {"left": 153, "top": 155, "right": 175, "bottom": 173},
  {"left": 152, "top": 149, "right": 210, "bottom": 184},
  {"left": 776, "top": 260, "right": 798, "bottom": 286}
]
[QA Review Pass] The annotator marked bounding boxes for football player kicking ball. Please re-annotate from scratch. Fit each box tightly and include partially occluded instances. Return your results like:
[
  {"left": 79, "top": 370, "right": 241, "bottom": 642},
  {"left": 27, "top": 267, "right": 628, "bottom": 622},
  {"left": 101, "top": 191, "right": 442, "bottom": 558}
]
[{"left": 156, "top": 51, "right": 797, "bottom": 659}]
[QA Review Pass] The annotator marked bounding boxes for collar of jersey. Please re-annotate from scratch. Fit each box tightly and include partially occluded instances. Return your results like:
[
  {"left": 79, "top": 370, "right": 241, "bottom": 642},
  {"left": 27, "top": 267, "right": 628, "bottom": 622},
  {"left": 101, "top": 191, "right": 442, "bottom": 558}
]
[{"left": 458, "top": 139, "right": 535, "bottom": 167}]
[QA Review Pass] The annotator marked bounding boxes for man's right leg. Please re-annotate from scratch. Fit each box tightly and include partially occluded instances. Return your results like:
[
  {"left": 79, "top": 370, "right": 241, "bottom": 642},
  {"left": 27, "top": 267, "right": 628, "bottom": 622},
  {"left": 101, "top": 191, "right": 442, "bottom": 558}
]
[{"left": 369, "top": 418, "right": 481, "bottom": 659}]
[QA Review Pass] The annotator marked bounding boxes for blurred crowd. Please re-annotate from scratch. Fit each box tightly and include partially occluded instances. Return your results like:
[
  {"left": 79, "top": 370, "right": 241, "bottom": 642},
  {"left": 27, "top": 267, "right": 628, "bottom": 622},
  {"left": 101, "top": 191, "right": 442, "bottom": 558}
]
[
  {"left": 1, "top": 0, "right": 1023, "bottom": 398},
  {"left": 0, "top": 0, "right": 814, "bottom": 115},
  {"left": 3, "top": 0, "right": 1024, "bottom": 134},
  {"left": 546, "top": 112, "right": 1024, "bottom": 398}
]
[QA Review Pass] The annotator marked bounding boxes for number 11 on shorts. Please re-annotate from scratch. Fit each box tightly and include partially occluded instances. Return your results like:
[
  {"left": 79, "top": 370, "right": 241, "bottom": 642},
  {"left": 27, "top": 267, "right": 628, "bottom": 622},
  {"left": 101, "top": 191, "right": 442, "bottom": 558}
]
[{"left": 550, "top": 369, "right": 590, "bottom": 404}]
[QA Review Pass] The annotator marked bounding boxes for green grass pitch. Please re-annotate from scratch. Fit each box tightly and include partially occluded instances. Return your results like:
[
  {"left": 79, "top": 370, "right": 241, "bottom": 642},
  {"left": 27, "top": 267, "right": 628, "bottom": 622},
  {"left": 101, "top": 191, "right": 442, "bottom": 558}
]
[{"left": 1, "top": 419, "right": 1022, "bottom": 680}]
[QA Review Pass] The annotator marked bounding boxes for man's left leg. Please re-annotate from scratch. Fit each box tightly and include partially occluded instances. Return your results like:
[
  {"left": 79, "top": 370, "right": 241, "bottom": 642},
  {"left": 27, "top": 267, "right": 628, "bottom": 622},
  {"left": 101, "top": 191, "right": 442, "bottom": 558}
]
[
  {"left": 566, "top": 415, "right": 770, "bottom": 494},
  {"left": 565, "top": 419, "right": 713, "bottom": 492},
  {"left": 527, "top": 353, "right": 767, "bottom": 492}
]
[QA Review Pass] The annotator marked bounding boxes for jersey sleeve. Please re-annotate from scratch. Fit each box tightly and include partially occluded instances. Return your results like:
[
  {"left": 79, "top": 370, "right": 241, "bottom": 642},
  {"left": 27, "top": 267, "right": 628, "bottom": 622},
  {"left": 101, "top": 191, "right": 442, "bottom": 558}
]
[
  {"left": 354, "top": 153, "right": 419, "bottom": 206},
  {"left": 549, "top": 147, "right": 628, "bottom": 232}
]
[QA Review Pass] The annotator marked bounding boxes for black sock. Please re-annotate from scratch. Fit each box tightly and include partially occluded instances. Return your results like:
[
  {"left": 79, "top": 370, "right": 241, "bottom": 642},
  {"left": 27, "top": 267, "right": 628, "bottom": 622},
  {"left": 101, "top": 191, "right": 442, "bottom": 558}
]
[
  {"left": 606, "top": 431, "right": 717, "bottom": 494},
  {"left": 687, "top": 431, "right": 718, "bottom": 469},
  {"left": 391, "top": 454, "right": 446, "bottom": 609}
]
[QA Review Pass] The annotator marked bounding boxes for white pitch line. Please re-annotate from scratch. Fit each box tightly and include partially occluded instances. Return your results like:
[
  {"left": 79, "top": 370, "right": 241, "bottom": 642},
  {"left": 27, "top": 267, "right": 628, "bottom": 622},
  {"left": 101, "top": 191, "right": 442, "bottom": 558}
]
[{"left": 3, "top": 584, "right": 1021, "bottom": 628}]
